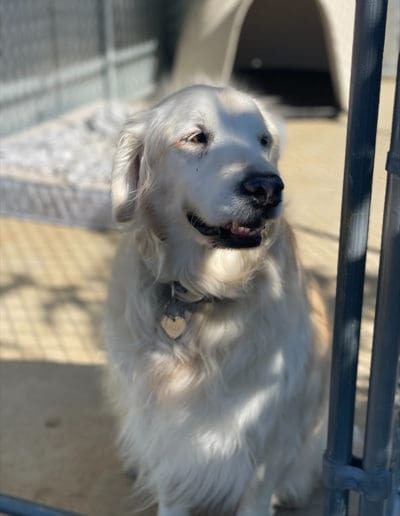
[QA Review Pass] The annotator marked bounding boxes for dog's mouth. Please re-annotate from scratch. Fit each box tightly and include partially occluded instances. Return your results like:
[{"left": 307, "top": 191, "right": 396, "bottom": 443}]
[{"left": 187, "top": 213, "right": 267, "bottom": 249}]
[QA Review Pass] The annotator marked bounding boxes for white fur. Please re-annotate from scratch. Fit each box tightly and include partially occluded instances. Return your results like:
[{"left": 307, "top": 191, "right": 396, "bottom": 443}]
[{"left": 105, "top": 85, "right": 330, "bottom": 515}]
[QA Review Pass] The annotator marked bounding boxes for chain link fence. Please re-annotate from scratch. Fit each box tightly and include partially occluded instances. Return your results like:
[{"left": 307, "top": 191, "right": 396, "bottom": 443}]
[
  {"left": 0, "top": 0, "right": 189, "bottom": 136},
  {"left": 0, "top": 0, "right": 191, "bottom": 229}
]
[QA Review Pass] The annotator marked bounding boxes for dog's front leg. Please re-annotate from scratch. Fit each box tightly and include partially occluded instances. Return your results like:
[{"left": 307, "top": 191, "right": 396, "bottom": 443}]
[
  {"left": 236, "top": 465, "right": 275, "bottom": 516},
  {"left": 157, "top": 504, "right": 190, "bottom": 516}
]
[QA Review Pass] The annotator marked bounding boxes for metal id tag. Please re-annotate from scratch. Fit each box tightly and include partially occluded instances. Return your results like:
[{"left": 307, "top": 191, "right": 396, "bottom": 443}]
[
  {"left": 160, "top": 298, "right": 190, "bottom": 339},
  {"left": 160, "top": 314, "right": 187, "bottom": 339}
]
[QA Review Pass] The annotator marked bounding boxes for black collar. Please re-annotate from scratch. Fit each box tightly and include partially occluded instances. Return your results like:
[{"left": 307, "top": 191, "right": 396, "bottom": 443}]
[{"left": 163, "top": 281, "right": 213, "bottom": 319}]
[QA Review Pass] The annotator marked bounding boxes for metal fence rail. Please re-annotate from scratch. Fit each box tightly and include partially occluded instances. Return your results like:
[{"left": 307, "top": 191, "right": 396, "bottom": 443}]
[
  {"left": 0, "top": 494, "right": 81, "bottom": 516},
  {"left": 323, "top": 0, "right": 400, "bottom": 515},
  {"left": 359, "top": 52, "right": 400, "bottom": 516}
]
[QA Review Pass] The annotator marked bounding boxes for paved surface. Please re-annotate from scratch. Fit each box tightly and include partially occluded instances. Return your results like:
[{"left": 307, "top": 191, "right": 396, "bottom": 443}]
[{"left": 0, "top": 79, "right": 395, "bottom": 515}]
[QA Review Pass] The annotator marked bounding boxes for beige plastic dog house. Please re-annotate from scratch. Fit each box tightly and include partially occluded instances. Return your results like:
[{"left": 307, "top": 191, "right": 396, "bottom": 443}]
[{"left": 172, "top": 0, "right": 356, "bottom": 112}]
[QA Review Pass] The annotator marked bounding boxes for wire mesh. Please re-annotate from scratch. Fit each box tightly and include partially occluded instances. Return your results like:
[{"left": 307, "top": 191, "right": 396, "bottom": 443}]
[
  {"left": 0, "top": 0, "right": 189, "bottom": 136},
  {"left": 0, "top": 0, "right": 191, "bottom": 229}
]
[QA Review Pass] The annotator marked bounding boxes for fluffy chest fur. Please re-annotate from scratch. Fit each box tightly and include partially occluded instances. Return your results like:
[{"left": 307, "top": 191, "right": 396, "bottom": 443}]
[{"left": 104, "top": 228, "right": 321, "bottom": 512}]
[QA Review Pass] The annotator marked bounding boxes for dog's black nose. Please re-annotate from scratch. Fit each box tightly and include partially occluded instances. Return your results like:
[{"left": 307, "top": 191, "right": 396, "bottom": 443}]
[{"left": 241, "top": 174, "right": 284, "bottom": 208}]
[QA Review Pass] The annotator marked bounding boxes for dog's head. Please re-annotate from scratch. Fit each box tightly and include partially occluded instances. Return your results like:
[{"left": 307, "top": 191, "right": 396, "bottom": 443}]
[{"left": 112, "top": 85, "right": 284, "bottom": 250}]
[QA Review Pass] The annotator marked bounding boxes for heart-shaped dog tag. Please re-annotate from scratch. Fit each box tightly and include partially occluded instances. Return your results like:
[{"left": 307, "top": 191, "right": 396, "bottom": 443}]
[{"left": 160, "top": 314, "right": 187, "bottom": 339}]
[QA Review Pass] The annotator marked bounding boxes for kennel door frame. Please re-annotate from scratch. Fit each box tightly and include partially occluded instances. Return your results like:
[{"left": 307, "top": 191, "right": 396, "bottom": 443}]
[{"left": 323, "top": 0, "right": 400, "bottom": 515}]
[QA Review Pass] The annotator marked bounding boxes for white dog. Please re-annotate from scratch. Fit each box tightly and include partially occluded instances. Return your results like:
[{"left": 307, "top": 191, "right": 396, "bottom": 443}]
[{"left": 105, "top": 85, "right": 330, "bottom": 516}]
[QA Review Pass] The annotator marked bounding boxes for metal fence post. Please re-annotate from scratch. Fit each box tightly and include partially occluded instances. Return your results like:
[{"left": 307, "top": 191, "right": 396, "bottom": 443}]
[
  {"left": 358, "top": 53, "right": 400, "bottom": 516},
  {"left": 102, "top": 0, "right": 117, "bottom": 99},
  {"left": 323, "top": 1, "right": 388, "bottom": 515}
]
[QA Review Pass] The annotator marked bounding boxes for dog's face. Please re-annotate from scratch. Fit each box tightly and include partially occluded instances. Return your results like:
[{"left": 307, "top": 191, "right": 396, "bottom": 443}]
[{"left": 113, "top": 85, "right": 284, "bottom": 249}]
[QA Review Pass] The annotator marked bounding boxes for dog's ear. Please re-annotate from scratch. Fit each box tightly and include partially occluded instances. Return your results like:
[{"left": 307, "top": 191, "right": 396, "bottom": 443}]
[{"left": 112, "top": 113, "right": 148, "bottom": 222}]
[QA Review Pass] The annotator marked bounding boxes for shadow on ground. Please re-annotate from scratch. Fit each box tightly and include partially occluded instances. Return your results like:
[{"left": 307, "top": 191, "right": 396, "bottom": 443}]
[
  {"left": 0, "top": 360, "right": 360, "bottom": 516},
  {"left": 0, "top": 361, "right": 136, "bottom": 516},
  {"left": 0, "top": 224, "right": 377, "bottom": 516}
]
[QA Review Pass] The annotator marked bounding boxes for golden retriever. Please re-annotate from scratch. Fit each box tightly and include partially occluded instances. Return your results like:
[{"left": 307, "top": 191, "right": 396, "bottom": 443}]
[{"left": 105, "top": 85, "right": 330, "bottom": 516}]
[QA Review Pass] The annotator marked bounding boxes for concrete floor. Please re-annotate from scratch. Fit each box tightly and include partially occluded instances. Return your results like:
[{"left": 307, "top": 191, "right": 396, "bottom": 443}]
[{"left": 0, "top": 79, "right": 395, "bottom": 515}]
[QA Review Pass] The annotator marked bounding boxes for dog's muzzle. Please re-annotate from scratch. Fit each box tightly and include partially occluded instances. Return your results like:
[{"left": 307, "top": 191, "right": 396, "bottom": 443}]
[{"left": 187, "top": 173, "right": 284, "bottom": 249}]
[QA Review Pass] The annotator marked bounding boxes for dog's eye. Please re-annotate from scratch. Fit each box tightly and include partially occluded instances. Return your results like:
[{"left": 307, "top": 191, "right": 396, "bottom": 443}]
[
  {"left": 187, "top": 132, "right": 208, "bottom": 145},
  {"left": 260, "top": 134, "right": 271, "bottom": 147}
]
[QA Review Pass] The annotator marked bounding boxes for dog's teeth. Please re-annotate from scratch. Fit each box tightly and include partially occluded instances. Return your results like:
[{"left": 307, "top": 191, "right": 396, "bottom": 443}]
[
  {"left": 231, "top": 225, "right": 249, "bottom": 236},
  {"left": 228, "top": 221, "right": 264, "bottom": 237}
]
